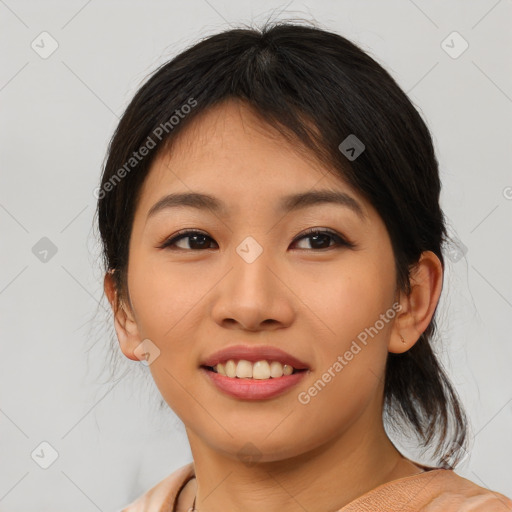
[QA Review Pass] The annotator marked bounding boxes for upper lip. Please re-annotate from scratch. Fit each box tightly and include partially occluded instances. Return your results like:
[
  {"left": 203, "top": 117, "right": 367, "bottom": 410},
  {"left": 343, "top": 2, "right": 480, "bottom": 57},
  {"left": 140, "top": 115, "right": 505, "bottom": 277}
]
[{"left": 201, "top": 345, "right": 310, "bottom": 370}]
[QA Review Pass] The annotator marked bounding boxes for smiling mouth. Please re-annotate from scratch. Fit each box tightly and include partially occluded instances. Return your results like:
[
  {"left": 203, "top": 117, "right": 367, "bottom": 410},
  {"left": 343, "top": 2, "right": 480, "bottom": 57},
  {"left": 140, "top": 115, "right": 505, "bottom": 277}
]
[{"left": 201, "top": 359, "right": 307, "bottom": 380}]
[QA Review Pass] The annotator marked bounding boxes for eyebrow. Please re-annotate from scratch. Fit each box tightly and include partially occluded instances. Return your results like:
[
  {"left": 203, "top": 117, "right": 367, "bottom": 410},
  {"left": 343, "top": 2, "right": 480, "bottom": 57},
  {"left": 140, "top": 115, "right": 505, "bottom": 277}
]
[{"left": 146, "top": 189, "right": 366, "bottom": 221}]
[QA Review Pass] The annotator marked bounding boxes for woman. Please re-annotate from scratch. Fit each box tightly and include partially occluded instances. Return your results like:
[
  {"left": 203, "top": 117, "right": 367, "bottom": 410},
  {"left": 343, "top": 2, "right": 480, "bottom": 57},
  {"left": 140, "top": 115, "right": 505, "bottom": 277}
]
[{"left": 96, "top": 22, "right": 512, "bottom": 512}]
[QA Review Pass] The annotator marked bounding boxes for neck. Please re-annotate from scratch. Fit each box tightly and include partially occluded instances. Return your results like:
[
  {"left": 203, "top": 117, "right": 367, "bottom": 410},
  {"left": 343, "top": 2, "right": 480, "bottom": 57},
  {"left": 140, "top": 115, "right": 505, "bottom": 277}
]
[{"left": 185, "top": 406, "right": 422, "bottom": 512}]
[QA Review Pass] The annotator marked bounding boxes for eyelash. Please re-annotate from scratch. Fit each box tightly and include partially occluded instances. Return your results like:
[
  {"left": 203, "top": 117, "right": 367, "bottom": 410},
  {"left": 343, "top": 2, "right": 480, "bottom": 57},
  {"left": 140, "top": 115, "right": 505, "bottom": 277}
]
[{"left": 158, "top": 227, "right": 355, "bottom": 251}]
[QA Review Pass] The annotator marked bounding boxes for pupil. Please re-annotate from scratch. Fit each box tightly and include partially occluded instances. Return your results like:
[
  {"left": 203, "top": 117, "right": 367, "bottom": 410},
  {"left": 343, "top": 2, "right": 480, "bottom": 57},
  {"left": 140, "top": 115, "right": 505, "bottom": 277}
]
[
  {"left": 311, "top": 234, "right": 330, "bottom": 249},
  {"left": 190, "top": 234, "right": 208, "bottom": 249}
]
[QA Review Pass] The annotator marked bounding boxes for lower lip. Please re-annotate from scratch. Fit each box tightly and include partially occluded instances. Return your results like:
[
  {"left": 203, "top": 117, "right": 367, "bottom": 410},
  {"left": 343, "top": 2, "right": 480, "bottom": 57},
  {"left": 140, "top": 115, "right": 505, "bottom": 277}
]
[{"left": 200, "top": 367, "right": 308, "bottom": 400}]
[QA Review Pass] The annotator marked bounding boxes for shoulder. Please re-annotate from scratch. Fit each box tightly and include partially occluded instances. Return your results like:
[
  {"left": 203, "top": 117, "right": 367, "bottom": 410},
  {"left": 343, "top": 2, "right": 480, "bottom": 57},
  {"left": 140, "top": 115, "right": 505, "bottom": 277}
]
[
  {"left": 118, "top": 462, "right": 195, "bottom": 512},
  {"left": 341, "top": 469, "right": 512, "bottom": 512},
  {"left": 417, "top": 469, "right": 512, "bottom": 511}
]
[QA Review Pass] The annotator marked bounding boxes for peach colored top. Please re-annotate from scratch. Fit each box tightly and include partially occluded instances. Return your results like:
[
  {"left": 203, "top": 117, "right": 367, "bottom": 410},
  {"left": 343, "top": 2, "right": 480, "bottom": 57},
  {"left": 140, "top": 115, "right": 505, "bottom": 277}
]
[{"left": 119, "top": 462, "right": 512, "bottom": 512}]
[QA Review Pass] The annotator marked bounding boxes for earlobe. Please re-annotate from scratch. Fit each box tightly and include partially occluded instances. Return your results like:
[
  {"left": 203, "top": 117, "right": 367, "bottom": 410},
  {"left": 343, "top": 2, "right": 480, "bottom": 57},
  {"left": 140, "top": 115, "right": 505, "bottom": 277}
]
[
  {"left": 389, "top": 251, "right": 443, "bottom": 354},
  {"left": 103, "top": 272, "right": 141, "bottom": 361}
]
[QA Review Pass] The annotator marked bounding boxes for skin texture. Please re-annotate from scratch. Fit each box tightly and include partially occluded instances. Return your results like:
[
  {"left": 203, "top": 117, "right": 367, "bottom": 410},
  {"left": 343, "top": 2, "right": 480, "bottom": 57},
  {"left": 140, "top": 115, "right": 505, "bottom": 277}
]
[{"left": 104, "top": 98, "right": 468, "bottom": 512}]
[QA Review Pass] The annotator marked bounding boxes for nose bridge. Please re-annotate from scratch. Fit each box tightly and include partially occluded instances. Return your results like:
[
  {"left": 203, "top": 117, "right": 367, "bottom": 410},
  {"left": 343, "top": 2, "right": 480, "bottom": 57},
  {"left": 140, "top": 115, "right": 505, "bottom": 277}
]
[
  {"left": 211, "top": 233, "right": 293, "bottom": 330},
  {"left": 231, "top": 234, "right": 275, "bottom": 300}
]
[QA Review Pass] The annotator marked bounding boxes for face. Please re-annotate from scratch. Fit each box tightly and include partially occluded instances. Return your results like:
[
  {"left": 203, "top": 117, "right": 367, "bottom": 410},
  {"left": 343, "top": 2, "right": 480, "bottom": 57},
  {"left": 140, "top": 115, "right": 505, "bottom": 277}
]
[{"left": 117, "top": 99, "right": 401, "bottom": 462}]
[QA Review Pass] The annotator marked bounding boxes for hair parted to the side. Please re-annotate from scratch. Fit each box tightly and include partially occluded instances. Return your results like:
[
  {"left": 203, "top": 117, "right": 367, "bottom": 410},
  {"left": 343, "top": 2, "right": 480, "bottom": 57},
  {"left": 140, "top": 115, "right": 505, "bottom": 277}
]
[{"left": 94, "top": 20, "right": 468, "bottom": 469}]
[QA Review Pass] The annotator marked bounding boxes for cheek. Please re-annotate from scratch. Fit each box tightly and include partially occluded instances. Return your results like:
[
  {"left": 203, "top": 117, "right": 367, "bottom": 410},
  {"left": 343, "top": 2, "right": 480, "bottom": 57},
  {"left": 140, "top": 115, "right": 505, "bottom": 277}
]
[
  {"left": 299, "top": 254, "right": 396, "bottom": 398},
  {"left": 294, "top": 274, "right": 393, "bottom": 441},
  {"left": 296, "top": 255, "right": 396, "bottom": 346},
  {"left": 129, "top": 261, "right": 203, "bottom": 413},
  {"left": 128, "top": 253, "right": 209, "bottom": 340}
]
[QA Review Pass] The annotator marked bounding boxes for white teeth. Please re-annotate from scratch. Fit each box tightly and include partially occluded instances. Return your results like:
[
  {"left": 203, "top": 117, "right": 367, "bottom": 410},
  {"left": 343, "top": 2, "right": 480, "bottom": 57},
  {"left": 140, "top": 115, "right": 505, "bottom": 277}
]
[
  {"left": 212, "top": 359, "right": 299, "bottom": 379},
  {"left": 225, "top": 360, "right": 237, "bottom": 378},
  {"left": 252, "top": 361, "right": 270, "bottom": 380},
  {"left": 270, "top": 361, "right": 283, "bottom": 378},
  {"left": 283, "top": 364, "right": 293, "bottom": 376},
  {"left": 236, "top": 360, "right": 253, "bottom": 378}
]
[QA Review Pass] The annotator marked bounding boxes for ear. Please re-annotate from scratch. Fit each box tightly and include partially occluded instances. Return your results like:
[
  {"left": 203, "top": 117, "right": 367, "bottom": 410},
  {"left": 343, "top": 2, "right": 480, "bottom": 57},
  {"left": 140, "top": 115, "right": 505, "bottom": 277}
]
[
  {"left": 104, "top": 272, "right": 141, "bottom": 361},
  {"left": 389, "top": 250, "right": 443, "bottom": 354}
]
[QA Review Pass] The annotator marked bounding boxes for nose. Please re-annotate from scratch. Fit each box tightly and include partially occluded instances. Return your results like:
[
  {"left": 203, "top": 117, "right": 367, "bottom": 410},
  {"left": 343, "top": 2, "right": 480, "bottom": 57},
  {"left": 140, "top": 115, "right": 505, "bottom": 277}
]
[{"left": 210, "top": 244, "right": 295, "bottom": 332}]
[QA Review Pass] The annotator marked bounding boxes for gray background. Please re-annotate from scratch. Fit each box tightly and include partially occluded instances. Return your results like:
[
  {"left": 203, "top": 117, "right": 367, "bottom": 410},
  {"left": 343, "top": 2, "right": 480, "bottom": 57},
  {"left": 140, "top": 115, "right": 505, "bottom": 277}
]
[{"left": 1, "top": 1, "right": 511, "bottom": 510}]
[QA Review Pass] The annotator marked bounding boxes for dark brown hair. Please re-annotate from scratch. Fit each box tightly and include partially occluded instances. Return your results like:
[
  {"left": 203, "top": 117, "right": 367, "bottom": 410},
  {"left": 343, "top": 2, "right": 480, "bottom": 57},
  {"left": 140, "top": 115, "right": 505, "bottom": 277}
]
[{"left": 95, "top": 21, "right": 468, "bottom": 468}]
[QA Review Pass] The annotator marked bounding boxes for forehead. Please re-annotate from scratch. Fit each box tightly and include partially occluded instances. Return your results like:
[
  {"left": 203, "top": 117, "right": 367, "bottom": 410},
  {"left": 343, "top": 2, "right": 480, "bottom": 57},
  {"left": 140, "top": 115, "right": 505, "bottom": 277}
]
[{"left": 136, "top": 99, "right": 370, "bottom": 219}]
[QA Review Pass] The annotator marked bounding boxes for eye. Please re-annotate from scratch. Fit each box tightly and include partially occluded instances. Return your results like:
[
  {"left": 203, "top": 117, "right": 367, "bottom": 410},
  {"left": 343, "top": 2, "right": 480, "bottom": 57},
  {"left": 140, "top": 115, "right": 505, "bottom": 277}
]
[
  {"left": 291, "top": 228, "right": 354, "bottom": 251},
  {"left": 158, "top": 227, "right": 354, "bottom": 251},
  {"left": 158, "top": 229, "right": 217, "bottom": 251}
]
